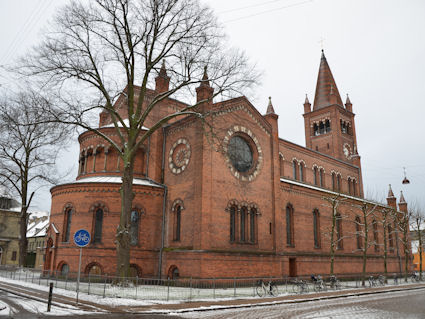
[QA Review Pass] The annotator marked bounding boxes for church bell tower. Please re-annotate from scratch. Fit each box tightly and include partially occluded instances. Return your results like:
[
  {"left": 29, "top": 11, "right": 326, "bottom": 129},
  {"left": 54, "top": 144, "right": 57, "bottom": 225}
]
[{"left": 303, "top": 51, "right": 360, "bottom": 164}]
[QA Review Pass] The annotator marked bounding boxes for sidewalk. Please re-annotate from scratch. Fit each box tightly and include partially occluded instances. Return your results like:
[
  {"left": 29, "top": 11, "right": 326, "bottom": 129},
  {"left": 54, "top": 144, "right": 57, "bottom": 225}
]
[{"left": 1, "top": 277, "right": 425, "bottom": 315}]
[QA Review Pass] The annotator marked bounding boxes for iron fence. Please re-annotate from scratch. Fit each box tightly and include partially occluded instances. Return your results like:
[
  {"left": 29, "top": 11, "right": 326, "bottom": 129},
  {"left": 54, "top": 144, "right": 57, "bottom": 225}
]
[{"left": 0, "top": 266, "right": 421, "bottom": 301}]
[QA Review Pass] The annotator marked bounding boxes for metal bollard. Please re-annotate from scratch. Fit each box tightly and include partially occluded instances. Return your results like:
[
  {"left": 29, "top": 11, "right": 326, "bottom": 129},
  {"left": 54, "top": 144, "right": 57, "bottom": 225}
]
[{"left": 47, "top": 282, "right": 53, "bottom": 312}]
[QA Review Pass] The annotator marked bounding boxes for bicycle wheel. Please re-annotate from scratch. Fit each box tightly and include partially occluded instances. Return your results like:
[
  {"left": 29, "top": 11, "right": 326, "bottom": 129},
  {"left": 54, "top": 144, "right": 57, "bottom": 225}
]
[
  {"left": 335, "top": 280, "right": 341, "bottom": 290},
  {"left": 314, "top": 283, "right": 320, "bottom": 292},
  {"left": 302, "top": 283, "right": 309, "bottom": 293},
  {"left": 256, "top": 286, "right": 265, "bottom": 297},
  {"left": 270, "top": 284, "right": 278, "bottom": 296},
  {"left": 292, "top": 282, "right": 300, "bottom": 294}
]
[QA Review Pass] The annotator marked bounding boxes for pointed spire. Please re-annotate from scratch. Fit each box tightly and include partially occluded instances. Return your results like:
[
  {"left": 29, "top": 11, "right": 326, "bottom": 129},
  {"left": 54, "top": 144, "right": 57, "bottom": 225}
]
[
  {"left": 158, "top": 60, "right": 168, "bottom": 78},
  {"left": 346, "top": 94, "right": 352, "bottom": 105},
  {"left": 313, "top": 51, "right": 343, "bottom": 110},
  {"left": 387, "top": 184, "right": 395, "bottom": 198},
  {"left": 305, "top": 94, "right": 310, "bottom": 104},
  {"left": 399, "top": 191, "right": 406, "bottom": 204},
  {"left": 266, "top": 96, "right": 276, "bottom": 114},
  {"left": 303, "top": 94, "right": 311, "bottom": 113},
  {"left": 199, "top": 65, "right": 211, "bottom": 87},
  {"left": 155, "top": 60, "right": 170, "bottom": 93}
]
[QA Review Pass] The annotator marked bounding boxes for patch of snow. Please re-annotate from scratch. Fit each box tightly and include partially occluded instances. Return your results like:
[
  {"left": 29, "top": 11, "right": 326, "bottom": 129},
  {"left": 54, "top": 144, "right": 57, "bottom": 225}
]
[
  {"left": 101, "top": 118, "right": 149, "bottom": 130},
  {"left": 73, "top": 176, "right": 163, "bottom": 188}
]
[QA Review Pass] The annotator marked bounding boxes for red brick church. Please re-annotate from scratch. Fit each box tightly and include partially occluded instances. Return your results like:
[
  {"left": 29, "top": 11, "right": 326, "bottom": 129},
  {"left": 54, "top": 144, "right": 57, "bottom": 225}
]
[{"left": 45, "top": 51, "right": 410, "bottom": 278}]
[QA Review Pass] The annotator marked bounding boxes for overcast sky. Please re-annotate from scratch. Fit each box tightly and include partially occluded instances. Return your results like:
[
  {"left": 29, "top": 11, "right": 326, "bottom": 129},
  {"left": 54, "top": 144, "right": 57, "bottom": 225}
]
[{"left": 0, "top": 0, "right": 424, "bottom": 212}]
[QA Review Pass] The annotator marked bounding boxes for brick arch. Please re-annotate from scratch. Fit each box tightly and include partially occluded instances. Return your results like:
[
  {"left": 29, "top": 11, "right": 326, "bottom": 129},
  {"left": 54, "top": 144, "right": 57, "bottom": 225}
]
[
  {"left": 84, "top": 261, "right": 104, "bottom": 275},
  {"left": 88, "top": 201, "right": 109, "bottom": 215},
  {"left": 167, "top": 265, "right": 179, "bottom": 279},
  {"left": 171, "top": 199, "right": 185, "bottom": 212},
  {"left": 225, "top": 199, "right": 239, "bottom": 212},
  {"left": 129, "top": 263, "right": 142, "bottom": 277},
  {"left": 62, "top": 202, "right": 75, "bottom": 214}
]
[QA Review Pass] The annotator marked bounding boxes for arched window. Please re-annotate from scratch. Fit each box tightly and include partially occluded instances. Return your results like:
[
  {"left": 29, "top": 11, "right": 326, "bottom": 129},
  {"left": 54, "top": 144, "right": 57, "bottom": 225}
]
[
  {"left": 319, "top": 168, "right": 324, "bottom": 187},
  {"left": 86, "top": 262, "right": 102, "bottom": 275},
  {"left": 373, "top": 219, "right": 379, "bottom": 252},
  {"left": 286, "top": 204, "right": 294, "bottom": 246},
  {"left": 130, "top": 210, "right": 140, "bottom": 246},
  {"left": 355, "top": 216, "right": 362, "bottom": 250},
  {"left": 60, "top": 263, "right": 69, "bottom": 276},
  {"left": 313, "top": 167, "right": 318, "bottom": 185},
  {"left": 299, "top": 163, "right": 304, "bottom": 182},
  {"left": 325, "top": 119, "right": 331, "bottom": 133},
  {"left": 319, "top": 121, "right": 325, "bottom": 134},
  {"left": 313, "top": 209, "right": 320, "bottom": 248},
  {"left": 292, "top": 160, "right": 298, "bottom": 180},
  {"left": 279, "top": 154, "right": 284, "bottom": 177},
  {"left": 352, "top": 179, "right": 357, "bottom": 196},
  {"left": 230, "top": 206, "right": 236, "bottom": 242},
  {"left": 348, "top": 177, "right": 352, "bottom": 195},
  {"left": 63, "top": 208, "right": 73, "bottom": 242},
  {"left": 332, "top": 173, "right": 336, "bottom": 191},
  {"left": 93, "top": 208, "right": 103, "bottom": 243},
  {"left": 388, "top": 225, "right": 394, "bottom": 249},
  {"left": 313, "top": 123, "right": 319, "bottom": 136},
  {"left": 174, "top": 205, "right": 182, "bottom": 241},
  {"left": 337, "top": 174, "right": 341, "bottom": 192},
  {"left": 249, "top": 208, "right": 256, "bottom": 243},
  {"left": 240, "top": 207, "right": 247, "bottom": 242},
  {"left": 168, "top": 265, "right": 179, "bottom": 279},
  {"left": 336, "top": 213, "right": 343, "bottom": 249}
]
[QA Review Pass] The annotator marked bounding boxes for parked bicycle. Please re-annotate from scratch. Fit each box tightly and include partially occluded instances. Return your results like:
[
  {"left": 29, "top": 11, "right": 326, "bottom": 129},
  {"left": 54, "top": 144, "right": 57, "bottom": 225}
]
[
  {"left": 256, "top": 280, "right": 278, "bottom": 297},
  {"left": 292, "top": 278, "right": 309, "bottom": 294},
  {"left": 329, "top": 275, "right": 341, "bottom": 290},
  {"left": 377, "top": 275, "right": 386, "bottom": 286},
  {"left": 311, "top": 274, "right": 326, "bottom": 292},
  {"left": 368, "top": 276, "right": 377, "bottom": 287},
  {"left": 411, "top": 273, "right": 420, "bottom": 283}
]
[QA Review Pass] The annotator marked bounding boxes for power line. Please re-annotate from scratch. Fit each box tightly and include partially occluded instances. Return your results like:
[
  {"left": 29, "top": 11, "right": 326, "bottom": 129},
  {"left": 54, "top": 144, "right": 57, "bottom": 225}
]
[
  {"left": 223, "top": 0, "right": 314, "bottom": 24},
  {"left": 219, "top": 0, "right": 295, "bottom": 14}
]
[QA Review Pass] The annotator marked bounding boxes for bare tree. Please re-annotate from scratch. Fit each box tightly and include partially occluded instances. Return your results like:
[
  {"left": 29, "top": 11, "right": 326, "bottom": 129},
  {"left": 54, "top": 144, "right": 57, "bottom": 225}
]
[
  {"left": 18, "top": 0, "right": 258, "bottom": 278},
  {"left": 379, "top": 207, "right": 393, "bottom": 277},
  {"left": 396, "top": 206, "right": 412, "bottom": 281},
  {"left": 0, "top": 91, "right": 69, "bottom": 267},
  {"left": 410, "top": 203, "right": 425, "bottom": 280},
  {"left": 322, "top": 194, "right": 348, "bottom": 276},
  {"left": 352, "top": 201, "right": 378, "bottom": 286}
]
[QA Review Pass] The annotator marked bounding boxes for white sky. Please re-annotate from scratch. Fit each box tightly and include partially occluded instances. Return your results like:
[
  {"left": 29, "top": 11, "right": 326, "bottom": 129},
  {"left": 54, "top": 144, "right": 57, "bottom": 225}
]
[{"left": 0, "top": 0, "right": 424, "bottom": 212}]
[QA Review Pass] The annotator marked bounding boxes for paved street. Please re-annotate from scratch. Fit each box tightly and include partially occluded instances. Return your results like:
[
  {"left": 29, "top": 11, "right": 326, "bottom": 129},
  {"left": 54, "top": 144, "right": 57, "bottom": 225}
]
[{"left": 180, "top": 288, "right": 425, "bottom": 319}]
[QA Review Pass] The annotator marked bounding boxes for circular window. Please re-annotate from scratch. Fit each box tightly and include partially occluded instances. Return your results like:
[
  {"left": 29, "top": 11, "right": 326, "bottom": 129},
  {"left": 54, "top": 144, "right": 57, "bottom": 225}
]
[
  {"left": 224, "top": 126, "right": 263, "bottom": 182},
  {"left": 169, "top": 138, "right": 191, "bottom": 174},
  {"left": 227, "top": 136, "right": 253, "bottom": 172}
]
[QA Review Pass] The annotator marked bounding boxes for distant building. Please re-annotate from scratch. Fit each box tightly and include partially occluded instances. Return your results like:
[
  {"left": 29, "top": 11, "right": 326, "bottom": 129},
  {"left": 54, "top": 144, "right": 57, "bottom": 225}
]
[
  {"left": 26, "top": 211, "right": 49, "bottom": 269},
  {"left": 0, "top": 193, "right": 21, "bottom": 266}
]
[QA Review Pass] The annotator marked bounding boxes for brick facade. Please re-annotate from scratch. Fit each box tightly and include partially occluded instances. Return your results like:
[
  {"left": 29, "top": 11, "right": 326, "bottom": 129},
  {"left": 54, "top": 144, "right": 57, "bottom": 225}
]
[{"left": 45, "top": 52, "right": 411, "bottom": 279}]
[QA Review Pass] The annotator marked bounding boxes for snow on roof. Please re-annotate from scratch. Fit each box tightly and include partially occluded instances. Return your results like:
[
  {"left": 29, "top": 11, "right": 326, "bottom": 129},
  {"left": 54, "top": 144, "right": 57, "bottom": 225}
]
[
  {"left": 51, "top": 223, "right": 59, "bottom": 234},
  {"left": 101, "top": 118, "right": 149, "bottom": 130},
  {"left": 27, "top": 218, "right": 49, "bottom": 238},
  {"left": 280, "top": 177, "right": 387, "bottom": 207},
  {"left": 74, "top": 176, "right": 163, "bottom": 188}
]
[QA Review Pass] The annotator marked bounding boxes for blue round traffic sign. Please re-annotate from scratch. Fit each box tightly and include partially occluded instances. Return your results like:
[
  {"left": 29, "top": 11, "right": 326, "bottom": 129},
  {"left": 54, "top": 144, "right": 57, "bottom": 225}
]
[{"left": 74, "top": 229, "right": 91, "bottom": 247}]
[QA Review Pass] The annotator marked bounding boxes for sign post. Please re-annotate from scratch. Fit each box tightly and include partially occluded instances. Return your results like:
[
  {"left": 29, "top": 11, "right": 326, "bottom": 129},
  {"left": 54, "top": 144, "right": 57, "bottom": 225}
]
[{"left": 73, "top": 229, "right": 91, "bottom": 304}]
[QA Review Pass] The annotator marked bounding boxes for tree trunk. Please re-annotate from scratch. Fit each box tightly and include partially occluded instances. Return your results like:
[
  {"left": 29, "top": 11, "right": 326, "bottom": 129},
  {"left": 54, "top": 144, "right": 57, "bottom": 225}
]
[
  {"left": 419, "top": 229, "right": 423, "bottom": 280},
  {"left": 361, "top": 210, "right": 368, "bottom": 287},
  {"left": 116, "top": 158, "right": 135, "bottom": 281},
  {"left": 19, "top": 205, "right": 28, "bottom": 267},
  {"left": 329, "top": 206, "right": 336, "bottom": 276},
  {"left": 383, "top": 215, "right": 388, "bottom": 277}
]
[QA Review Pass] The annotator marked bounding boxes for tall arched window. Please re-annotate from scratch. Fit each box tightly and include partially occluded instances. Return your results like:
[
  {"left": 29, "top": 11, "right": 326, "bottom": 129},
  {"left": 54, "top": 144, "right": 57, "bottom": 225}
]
[
  {"left": 130, "top": 210, "right": 140, "bottom": 246},
  {"left": 279, "top": 155, "right": 284, "bottom": 177},
  {"left": 352, "top": 179, "right": 357, "bottom": 196},
  {"left": 292, "top": 160, "right": 298, "bottom": 180},
  {"left": 240, "top": 207, "right": 247, "bottom": 242},
  {"left": 63, "top": 208, "right": 73, "bottom": 242},
  {"left": 332, "top": 173, "right": 336, "bottom": 191},
  {"left": 230, "top": 206, "right": 236, "bottom": 242},
  {"left": 286, "top": 204, "right": 294, "bottom": 246},
  {"left": 348, "top": 177, "right": 352, "bottom": 195},
  {"left": 388, "top": 225, "right": 394, "bottom": 249},
  {"left": 313, "top": 167, "right": 318, "bottom": 185},
  {"left": 313, "top": 209, "right": 320, "bottom": 248},
  {"left": 336, "top": 213, "right": 343, "bottom": 249},
  {"left": 373, "top": 219, "right": 379, "bottom": 252},
  {"left": 299, "top": 163, "right": 304, "bottom": 182},
  {"left": 249, "top": 208, "right": 256, "bottom": 243},
  {"left": 355, "top": 216, "right": 362, "bottom": 250},
  {"left": 174, "top": 205, "right": 182, "bottom": 241},
  {"left": 93, "top": 208, "right": 103, "bottom": 243},
  {"left": 319, "top": 168, "right": 324, "bottom": 187},
  {"left": 337, "top": 174, "right": 341, "bottom": 192}
]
